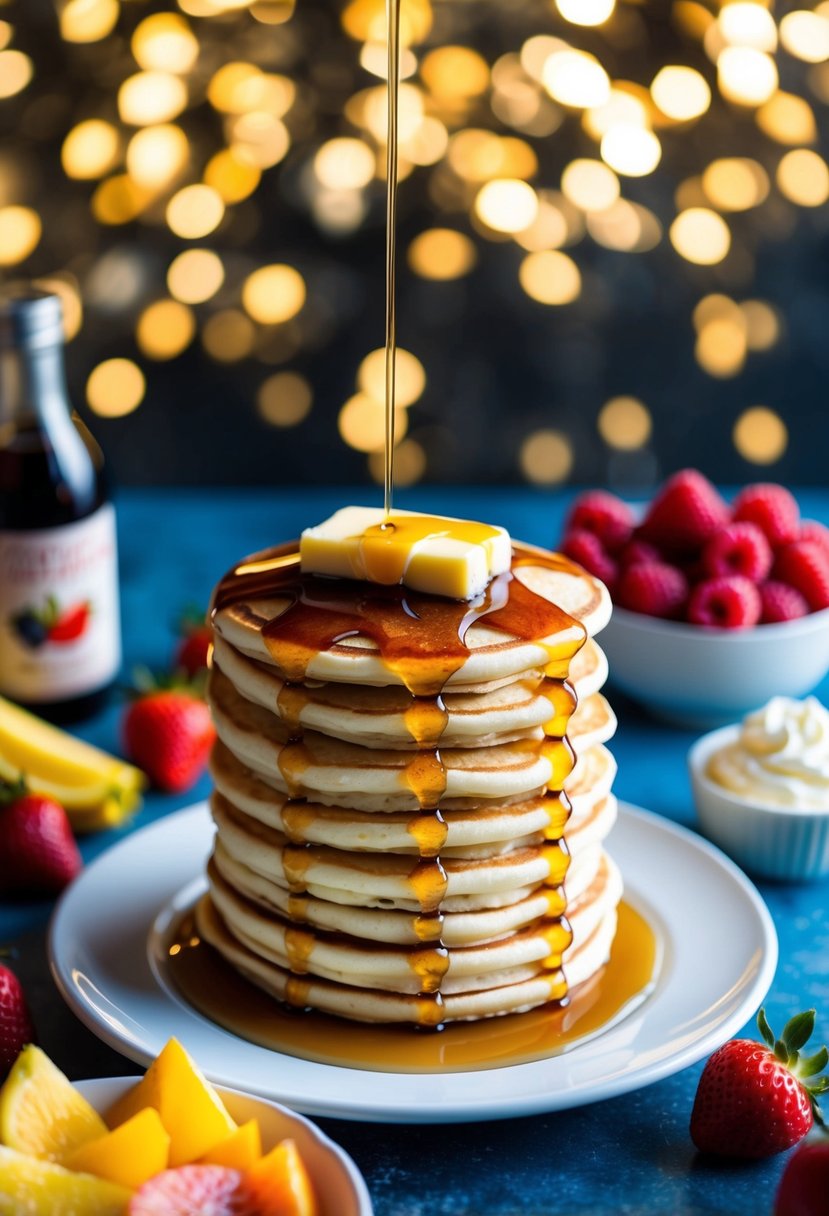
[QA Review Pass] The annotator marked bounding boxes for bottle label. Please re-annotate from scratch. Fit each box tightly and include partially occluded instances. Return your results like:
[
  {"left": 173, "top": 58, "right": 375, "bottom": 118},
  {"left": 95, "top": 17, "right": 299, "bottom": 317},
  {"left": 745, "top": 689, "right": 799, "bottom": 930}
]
[{"left": 0, "top": 505, "right": 121, "bottom": 702}]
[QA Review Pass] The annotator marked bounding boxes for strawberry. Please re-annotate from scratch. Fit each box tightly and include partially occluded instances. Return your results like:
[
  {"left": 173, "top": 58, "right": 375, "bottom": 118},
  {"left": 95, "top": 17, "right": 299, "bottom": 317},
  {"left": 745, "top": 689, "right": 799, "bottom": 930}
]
[
  {"left": 638, "top": 469, "right": 729, "bottom": 554},
  {"left": 702, "top": 522, "right": 773, "bottom": 583},
  {"left": 690, "top": 1007, "right": 828, "bottom": 1159},
  {"left": 0, "top": 781, "right": 82, "bottom": 896},
  {"left": 616, "top": 560, "right": 688, "bottom": 618},
  {"left": 560, "top": 529, "right": 618, "bottom": 589},
  {"left": 565, "top": 490, "right": 634, "bottom": 554},
  {"left": 687, "top": 575, "right": 761, "bottom": 629},
  {"left": 129, "top": 1165, "right": 257, "bottom": 1215},
  {"left": 775, "top": 1138, "right": 829, "bottom": 1216},
  {"left": 123, "top": 683, "right": 215, "bottom": 794},
  {"left": 47, "top": 601, "right": 91, "bottom": 644},
  {"left": 175, "top": 610, "right": 213, "bottom": 679},
  {"left": 0, "top": 961, "right": 36, "bottom": 1080},
  {"left": 774, "top": 541, "right": 829, "bottom": 612},
  {"left": 733, "top": 483, "right": 800, "bottom": 549}
]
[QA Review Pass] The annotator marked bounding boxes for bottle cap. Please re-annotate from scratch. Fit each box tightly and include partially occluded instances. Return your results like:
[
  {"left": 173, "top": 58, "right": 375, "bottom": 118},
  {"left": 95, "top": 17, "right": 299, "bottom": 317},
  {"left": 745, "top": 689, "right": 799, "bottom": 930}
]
[{"left": 0, "top": 285, "right": 64, "bottom": 350}]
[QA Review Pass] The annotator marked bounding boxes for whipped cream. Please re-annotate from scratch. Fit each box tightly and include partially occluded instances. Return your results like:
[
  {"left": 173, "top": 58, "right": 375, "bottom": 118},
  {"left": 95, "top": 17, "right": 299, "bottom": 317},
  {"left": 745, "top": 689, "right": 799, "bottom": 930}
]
[{"left": 707, "top": 696, "right": 829, "bottom": 810}]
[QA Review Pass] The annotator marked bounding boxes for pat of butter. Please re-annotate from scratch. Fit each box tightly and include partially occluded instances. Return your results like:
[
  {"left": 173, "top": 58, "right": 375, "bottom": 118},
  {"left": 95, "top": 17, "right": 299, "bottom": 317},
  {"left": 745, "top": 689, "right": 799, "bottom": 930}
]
[{"left": 300, "top": 506, "right": 512, "bottom": 600}]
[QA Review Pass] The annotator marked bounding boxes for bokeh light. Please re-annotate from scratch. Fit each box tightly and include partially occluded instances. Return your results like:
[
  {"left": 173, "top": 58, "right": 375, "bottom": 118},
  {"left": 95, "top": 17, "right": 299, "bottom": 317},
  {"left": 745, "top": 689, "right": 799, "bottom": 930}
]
[
  {"left": 136, "top": 299, "right": 196, "bottom": 360},
  {"left": 475, "top": 179, "right": 538, "bottom": 233},
  {"left": 257, "top": 371, "right": 313, "bottom": 426},
  {"left": 358, "top": 347, "right": 426, "bottom": 407},
  {"left": 598, "top": 397, "right": 652, "bottom": 450},
  {"left": 86, "top": 358, "right": 146, "bottom": 417},
  {"left": 166, "top": 184, "right": 224, "bottom": 238},
  {"left": 733, "top": 406, "right": 788, "bottom": 464},
  {"left": 519, "top": 250, "right": 581, "bottom": 305},
  {"left": 167, "top": 249, "right": 225, "bottom": 304},
  {"left": 651, "top": 65, "right": 711, "bottom": 121},
  {"left": 0, "top": 207, "right": 41, "bottom": 266},
  {"left": 408, "top": 228, "right": 476, "bottom": 279},
  {"left": 61, "top": 120, "right": 120, "bottom": 180},
  {"left": 776, "top": 149, "right": 829, "bottom": 206},
  {"left": 520, "top": 430, "right": 574, "bottom": 484},
  {"left": 242, "top": 265, "right": 306, "bottom": 324},
  {"left": 669, "top": 208, "right": 731, "bottom": 265}
]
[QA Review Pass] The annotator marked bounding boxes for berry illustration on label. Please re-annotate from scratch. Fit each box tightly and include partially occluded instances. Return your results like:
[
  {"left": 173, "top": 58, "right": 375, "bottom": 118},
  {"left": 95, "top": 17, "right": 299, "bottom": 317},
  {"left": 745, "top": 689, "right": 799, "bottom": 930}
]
[{"left": 11, "top": 595, "right": 92, "bottom": 649}]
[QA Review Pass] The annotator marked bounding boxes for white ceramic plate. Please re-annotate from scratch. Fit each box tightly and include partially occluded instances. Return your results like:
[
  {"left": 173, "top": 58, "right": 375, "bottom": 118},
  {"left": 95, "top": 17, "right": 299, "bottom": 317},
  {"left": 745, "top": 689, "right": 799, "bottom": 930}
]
[
  {"left": 76, "top": 1077, "right": 372, "bottom": 1215},
  {"left": 50, "top": 802, "right": 777, "bottom": 1124}
]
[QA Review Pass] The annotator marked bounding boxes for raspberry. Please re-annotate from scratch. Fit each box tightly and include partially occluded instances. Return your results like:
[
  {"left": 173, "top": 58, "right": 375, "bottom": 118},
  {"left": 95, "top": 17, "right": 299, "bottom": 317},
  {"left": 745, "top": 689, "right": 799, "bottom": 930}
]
[
  {"left": 561, "top": 528, "right": 618, "bottom": 590},
  {"left": 773, "top": 541, "right": 829, "bottom": 611},
  {"left": 732, "top": 483, "right": 800, "bottom": 549},
  {"left": 619, "top": 538, "right": 661, "bottom": 569},
  {"left": 616, "top": 561, "right": 688, "bottom": 619},
  {"left": 759, "top": 581, "right": 809, "bottom": 624},
  {"left": 702, "top": 522, "right": 773, "bottom": 582},
  {"left": 799, "top": 520, "right": 829, "bottom": 564},
  {"left": 639, "top": 469, "right": 729, "bottom": 554},
  {"left": 565, "top": 490, "right": 634, "bottom": 553},
  {"left": 687, "top": 576, "right": 761, "bottom": 629}
]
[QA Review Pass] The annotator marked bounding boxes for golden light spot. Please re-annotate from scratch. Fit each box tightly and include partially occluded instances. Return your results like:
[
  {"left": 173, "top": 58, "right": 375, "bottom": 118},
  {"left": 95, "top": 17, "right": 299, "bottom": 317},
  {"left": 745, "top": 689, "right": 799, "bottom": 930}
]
[
  {"left": 369, "top": 438, "right": 426, "bottom": 487},
  {"left": 92, "top": 175, "right": 152, "bottom": 225},
  {"left": 403, "top": 116, "right": 449, "bottom": 166},
  {"left": 475, "top": 179, "right": 538, "bottom": 233},
  {"left": 780, "top": 11, "right": 829, "bottom": 63},
  {"left": 341, "top": 0, "right": 432, "bottom": 47},
  {"left": 35, "top": 274, "right": 83, "bottom": 341},
  {"left": 776, "top": 148, "right": 829, "bottom": 206},
  {"left": 696, "top": 317, "right": 748, "bottom": 378},
  {"left": 251, "top": 0, "right": 296, "bottom": 23},
  {"left": 514, "top": 197, "right": 569, "bottom": 252},
  {"left": 718, "top": 3, "right": 778, "bottom": 53},
  {"left": 242, "top": 264, "right": 306, "bottom": 325},
  {"left": 701, "top": 157, "right": 769, "bottom": 211},
  {"left": 496, "top": 138, "right": 538, "bottom": 181},
  {"left": 314, "top": 138, "right": 375, "bottom": 190},
  {"left": 561, "top": 159, "right": 619, "bottom": 212},
  {"left": 86, "top": 358, "right": 145, "bottom": 418},
  {"left": 167, "top": 249, "right": 225, "bottom": 305},
  {"left": 0, "top": 50, "right": 32, "bottom": 99},
  {"left": 447, "top": 129, "right": 504, "bottom": 182},
  {"left": 650, "top": 65, "right": 711, "bottom": 121},
  {"left": 519, "top": 250, "right": 581, "bottom": 305},
  {"left": 408, "top": 228, "right": 477, "bottom": 280},
  {"left": 118, "top": 72, "right": 187, "bottom": 125},
  {"left": 60, "top": 0, "right": 119, "bottom": 43},
  {"left": 166, "top": 184, "right": 224, "bottom": 239},
  {"left": 207, "top": 62, "right": 295, "bottom": 117},
  {"left": 675, "top": 176, "right": 708, "bottom": 210},
  {"left": 132, "top": 13, "right": 199, "bottom": 74},
  {"left": 204, "top": 149, "right": 261, "bottom": 203},
  {"left": 670, "top": 208, "right": 731, "bottom": 265},
  {"left": 359, "top": 40, "right": 418, "bottom": 81},
  {"left": 600, "top": 125, "right": 661, "bottom": 176},
  {"left": 717, "top": 48, "right": 778, "bottom": 106},
  {"left": 362, "top": 82, "right": 424, "bottom": 143},
  {"left": 598, "top": 396, "right": 652, "bottom": 450},
  {"left": 421, "top": 46, "right": 489, "bottom": 99},
  {"left": 586, "top": 198, "right": 642, "bottom": 251},
  {"left": 520, "top": 430, "right": 573, "bottom": 485},
  {"left": 734, "top": 406, "right": 788, "bottom": 464},
  {"left": 0, "top": 206, "right": 40, "bottom": 265},
  {"left": 136, "top": 299, "right": 195, "bottom": 361},
  {"left": 542, "top": 50, "right": 611, "bottom": 109},
  {"left": 126, "top": 124, "right": 188, "bottom": 188},
  {"left": 674, "top": 1, "right": 715, "bottom": 41},
  {"left": 61, "top": 120, "right": 120, "bottom": 180},
  {"left": 693, "top": 293, "right": 743, "bottom": 333},
  {"left": 202, "top": 310, "right": 255, "bottom": 363},
  {"left": 756, "top": 92, "right": 817, "bottom": 145},
  {"left": 339, "top": 392, "right": 408, "bottom": 453},
  {"left": 230, "top": 112, "right": 290, "bottom": 169},
  {"left": 556, "top": 0, "right": 615, "bottom": 27},
  {"left": 257, "top": 371, "right": 313, "bottom": 426},
  {"left": 312, "top": 188, "right": 367, "bottom": 235},
  {"left": 0, "top": 23, "right": 12, "bottom": 51},
  {"left": 358, "top": 347, "right": 426, "bottom": 407},
  {"left": 520, "top": 35, "right": 568, "bottom": 83},
  {"left": 583, "top": 90, "right": 649, "bottom": 140},
  {"left": 741, "top": 299, "right": 780, "bottom": 351}
]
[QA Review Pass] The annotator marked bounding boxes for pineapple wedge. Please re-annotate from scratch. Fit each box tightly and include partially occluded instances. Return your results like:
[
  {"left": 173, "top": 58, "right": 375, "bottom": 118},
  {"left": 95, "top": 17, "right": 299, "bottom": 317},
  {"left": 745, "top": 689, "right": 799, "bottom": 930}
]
[{"left": 0, "top": 1146, "right": 131, "bottom": 1216}]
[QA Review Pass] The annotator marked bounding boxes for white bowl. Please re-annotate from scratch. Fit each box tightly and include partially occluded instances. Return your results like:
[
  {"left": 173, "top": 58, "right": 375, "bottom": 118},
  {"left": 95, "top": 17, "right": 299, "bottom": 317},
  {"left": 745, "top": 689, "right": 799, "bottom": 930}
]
[
  {"left": 76, "top": 1076, "right": 373, "bottom": 1216},
  {"left": 600, "top": 605, "right": 829, "bottom": 728},
  {"left": 688, "top": 725, "right": 829, "bottom": 881}
]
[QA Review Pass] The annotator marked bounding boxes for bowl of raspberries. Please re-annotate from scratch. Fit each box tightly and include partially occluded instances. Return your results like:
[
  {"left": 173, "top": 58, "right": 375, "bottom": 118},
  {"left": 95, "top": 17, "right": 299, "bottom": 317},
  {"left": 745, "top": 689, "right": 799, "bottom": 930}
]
[{"left": 560, "top": 470, "right": 829, "bottom": 727}]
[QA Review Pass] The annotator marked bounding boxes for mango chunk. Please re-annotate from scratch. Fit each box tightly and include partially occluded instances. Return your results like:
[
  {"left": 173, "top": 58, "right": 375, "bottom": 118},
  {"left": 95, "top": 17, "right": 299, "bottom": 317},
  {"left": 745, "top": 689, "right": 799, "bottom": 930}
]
[
  {"left": 66, "top": 1107, "right": 170, "bottom": 1190},
  {"left": 0, "top": 1045, "right": 107, "bottom": 1163},
  {"left": 0, "top": 1145, "right": 131, "bottom": 1216},
  {"left": 244, "top": 1138, "right": 319, "bottom": 1216},
  {"left": 106, "top": 1039, "right": 236, "bottom": 1167},
  {"left": 200, "top": 1119, "right": 262, "bottom": 1171}
]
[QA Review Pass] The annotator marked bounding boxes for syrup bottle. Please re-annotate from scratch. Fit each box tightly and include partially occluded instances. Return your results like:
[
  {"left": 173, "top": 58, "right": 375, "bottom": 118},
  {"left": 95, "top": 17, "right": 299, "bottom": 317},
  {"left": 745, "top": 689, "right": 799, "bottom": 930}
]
[{"left": 0, "top": 285, "right": 121, "bottom": 719}]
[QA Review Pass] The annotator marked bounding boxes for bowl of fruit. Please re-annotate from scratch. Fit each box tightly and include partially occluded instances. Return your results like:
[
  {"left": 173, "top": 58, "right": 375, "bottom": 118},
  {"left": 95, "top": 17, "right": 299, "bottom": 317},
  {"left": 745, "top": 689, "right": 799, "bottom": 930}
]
[
  {"left": 0, "top": 1039, "right": 373, "bottom": 1215},
  {"left": 560, "top": 472, "right": 829, "bottom": 727}
]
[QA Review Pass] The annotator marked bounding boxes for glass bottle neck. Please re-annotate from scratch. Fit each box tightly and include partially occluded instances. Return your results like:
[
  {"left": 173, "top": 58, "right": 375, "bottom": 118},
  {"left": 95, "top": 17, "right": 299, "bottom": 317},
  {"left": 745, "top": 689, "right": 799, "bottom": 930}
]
[{"left": 0, "top": 340, "right": 72, "bottom": 431}]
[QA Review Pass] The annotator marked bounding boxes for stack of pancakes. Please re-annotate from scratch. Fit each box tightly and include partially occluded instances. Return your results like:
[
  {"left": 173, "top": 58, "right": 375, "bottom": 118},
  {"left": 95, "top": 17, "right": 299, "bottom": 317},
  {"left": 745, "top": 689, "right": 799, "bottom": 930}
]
[{"left": 198, "top": 543, "right": 620, "bottom": 1025}]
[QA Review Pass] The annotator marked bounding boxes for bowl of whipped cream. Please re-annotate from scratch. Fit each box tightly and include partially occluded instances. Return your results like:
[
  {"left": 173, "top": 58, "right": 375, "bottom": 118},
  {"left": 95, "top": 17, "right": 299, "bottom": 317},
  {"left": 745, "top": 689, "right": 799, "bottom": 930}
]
[{"left": 689, "top": 696, "right": 829, "bottom": 881}]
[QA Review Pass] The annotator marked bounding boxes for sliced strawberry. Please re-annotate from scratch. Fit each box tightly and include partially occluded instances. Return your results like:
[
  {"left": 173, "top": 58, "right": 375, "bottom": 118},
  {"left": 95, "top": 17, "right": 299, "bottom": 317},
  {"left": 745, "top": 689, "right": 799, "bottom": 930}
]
[{"left": 129, "top": 1165, "right": 257, "bottom": 1215}]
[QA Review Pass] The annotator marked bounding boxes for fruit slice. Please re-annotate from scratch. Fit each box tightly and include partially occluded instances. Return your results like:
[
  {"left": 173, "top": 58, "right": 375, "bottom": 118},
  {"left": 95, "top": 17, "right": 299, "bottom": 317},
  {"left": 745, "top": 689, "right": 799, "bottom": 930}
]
[
  {"left": 0, "top": 694, "right": 144, "bottom": 794},
  {"left": 0, "top": 1145, "right": 131, "bottom": 1216},
  {"left": 66, "top": 1107, "right": 170, "bottom": 1190},
  {"left": 129, "top": 1164, "right": 256, "bottom": 1215},
  {"left": 0, "top": 1044, "right": 107, "bottom": 1163},
  {"left": 244, "top": 1139, "right": 319, "bottom": 1216},
  {"left": 200, "top": 1120, "right": 262, "bottom": 1171},
  {"left": 107, "top": 1039, "right": 236, "bottom": 1167}
]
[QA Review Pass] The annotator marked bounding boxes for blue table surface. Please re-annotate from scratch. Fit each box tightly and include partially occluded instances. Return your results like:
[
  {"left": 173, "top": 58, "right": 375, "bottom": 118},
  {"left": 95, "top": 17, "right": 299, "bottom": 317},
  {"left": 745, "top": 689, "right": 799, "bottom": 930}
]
[{"left": 2, "top": 486, "right": 828, "bottom": 1216}]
